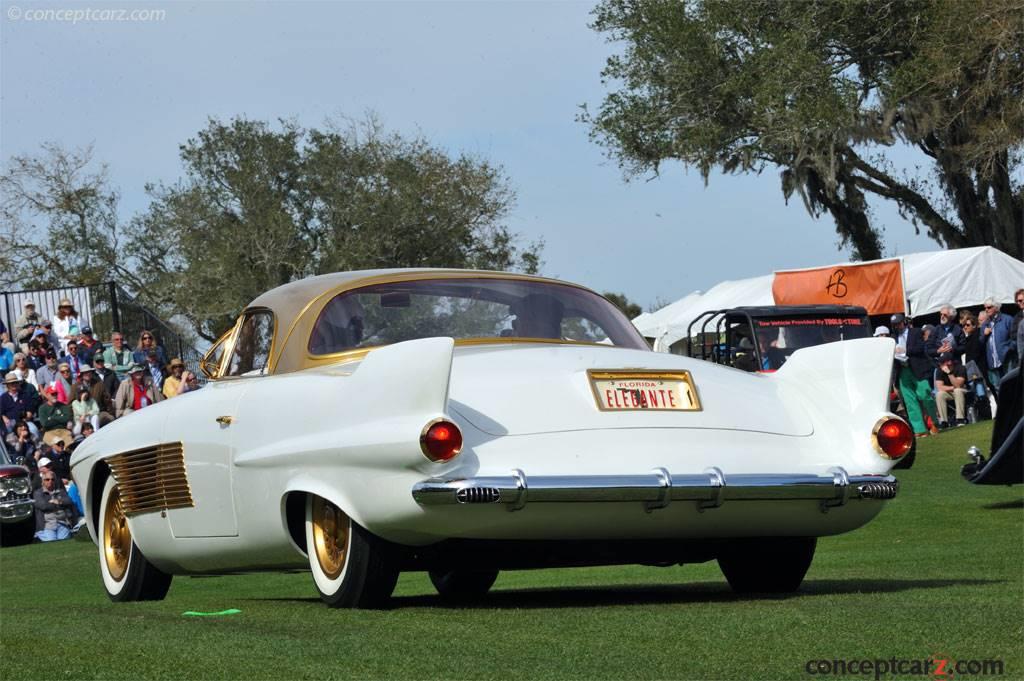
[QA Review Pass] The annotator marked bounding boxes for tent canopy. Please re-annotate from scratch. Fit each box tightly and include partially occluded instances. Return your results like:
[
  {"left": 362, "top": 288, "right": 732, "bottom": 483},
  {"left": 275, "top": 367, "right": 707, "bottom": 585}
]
[{"left": 633, "top": 247, "right": 1024, "bottom": 352}]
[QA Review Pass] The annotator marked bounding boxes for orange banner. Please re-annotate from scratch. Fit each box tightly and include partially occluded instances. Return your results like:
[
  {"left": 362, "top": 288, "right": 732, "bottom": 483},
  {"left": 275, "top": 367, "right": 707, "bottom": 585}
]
[{"left": 772, "top": 260, "right": 906, "bottom": 314}]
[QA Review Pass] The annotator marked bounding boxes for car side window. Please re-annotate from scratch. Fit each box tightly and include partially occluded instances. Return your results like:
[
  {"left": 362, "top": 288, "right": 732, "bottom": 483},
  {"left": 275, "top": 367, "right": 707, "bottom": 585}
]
[
  {"left": 200, "top": 328, "right": 233, "bottom": 379},
  {"left": 225, "top": 310, "right": 275, "bottom": 377}
]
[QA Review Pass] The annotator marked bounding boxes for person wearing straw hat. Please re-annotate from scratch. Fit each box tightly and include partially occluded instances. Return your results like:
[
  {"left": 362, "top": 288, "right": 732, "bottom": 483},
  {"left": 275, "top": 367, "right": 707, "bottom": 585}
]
[
  {"left": 113, "top": 364, "right": 163, "bottom": 418},
  {"left": 162, "top": 358, "right": 187, "bottom": 399},
  {"left": 1, "top": 372, "right": 39, "bottom": 437},
  {"left": 52, "top": 297, "right": 87, "bottom": 356}
]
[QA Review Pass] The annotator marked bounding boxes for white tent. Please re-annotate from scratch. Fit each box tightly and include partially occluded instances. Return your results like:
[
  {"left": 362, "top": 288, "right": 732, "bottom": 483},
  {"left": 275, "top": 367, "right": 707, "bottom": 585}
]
[{"left": 633, "top": 247, "right": 1024, "bottom": 352}]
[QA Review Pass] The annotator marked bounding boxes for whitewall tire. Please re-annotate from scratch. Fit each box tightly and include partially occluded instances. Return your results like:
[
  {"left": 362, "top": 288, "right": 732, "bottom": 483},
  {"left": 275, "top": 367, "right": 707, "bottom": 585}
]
[
  {"left": 98, "top": 475, "right": 172, "bottom": 601},
  {"left": 304, "top": 494, "right": 399, "bottom": 609}
]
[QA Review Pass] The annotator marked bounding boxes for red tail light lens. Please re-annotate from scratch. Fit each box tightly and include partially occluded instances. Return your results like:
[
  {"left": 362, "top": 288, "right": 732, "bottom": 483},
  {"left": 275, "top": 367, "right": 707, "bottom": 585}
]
[
  {"left": 420, "top": 420, "right": 463, "bottom": 462},
  {"left": 873, "top": 417, "right": 913, "bottom": 459}
]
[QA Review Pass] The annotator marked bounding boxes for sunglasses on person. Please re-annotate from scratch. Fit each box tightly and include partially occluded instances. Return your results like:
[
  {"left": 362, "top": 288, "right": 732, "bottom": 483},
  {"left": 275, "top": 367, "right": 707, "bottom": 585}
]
[
  {"left": 963, "top": 321, "right": 974, "bottom": 328},
  {"left": 60, "top": 368, "right": 71, "bottom": 373}
]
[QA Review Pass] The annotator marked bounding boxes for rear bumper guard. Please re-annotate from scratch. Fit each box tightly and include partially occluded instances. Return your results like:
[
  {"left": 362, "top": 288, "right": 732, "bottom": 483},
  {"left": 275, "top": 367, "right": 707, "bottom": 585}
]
[{"left": 411, "top": 467, "right": 899, "bottom": 514}]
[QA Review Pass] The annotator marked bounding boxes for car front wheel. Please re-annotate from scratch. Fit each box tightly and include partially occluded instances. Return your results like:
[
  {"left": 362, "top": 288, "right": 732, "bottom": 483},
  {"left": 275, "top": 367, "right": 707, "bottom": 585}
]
[
  {"left": 98, "top": 476, "right": 172, "bottom": 601},
  {"left": 305, "top": 495, "right": 398, "bottom": 609},
  {"left": 717, "top": 537, "right": 816, "bottom": 594}
]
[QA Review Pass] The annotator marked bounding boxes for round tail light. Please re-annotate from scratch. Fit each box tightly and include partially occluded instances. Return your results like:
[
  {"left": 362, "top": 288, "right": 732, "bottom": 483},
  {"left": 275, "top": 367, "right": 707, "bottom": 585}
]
[
  {"left": 872, "top": 417, "right": 913, "bottom": 459},
  {"left": 420, "top": 419, "right": 463, "bottom": 462}
]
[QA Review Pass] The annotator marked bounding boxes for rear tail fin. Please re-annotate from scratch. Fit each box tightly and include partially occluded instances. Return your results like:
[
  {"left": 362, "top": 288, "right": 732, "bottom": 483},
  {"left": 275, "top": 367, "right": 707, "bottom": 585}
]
[{"left": 771, "top": 338, "right": 898, "bottom": 471}]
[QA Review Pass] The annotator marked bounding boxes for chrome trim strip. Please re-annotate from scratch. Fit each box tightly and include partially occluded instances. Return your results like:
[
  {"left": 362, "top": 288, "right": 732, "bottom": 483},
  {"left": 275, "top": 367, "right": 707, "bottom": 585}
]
[{"left": 411, "top": 467, "right": 898, "bottom": 510}]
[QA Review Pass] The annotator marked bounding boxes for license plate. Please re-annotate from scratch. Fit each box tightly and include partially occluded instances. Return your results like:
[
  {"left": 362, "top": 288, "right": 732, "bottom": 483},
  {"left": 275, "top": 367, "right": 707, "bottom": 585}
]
[{"left": 588, "top": 370, "right": 701, "bottom": 412}]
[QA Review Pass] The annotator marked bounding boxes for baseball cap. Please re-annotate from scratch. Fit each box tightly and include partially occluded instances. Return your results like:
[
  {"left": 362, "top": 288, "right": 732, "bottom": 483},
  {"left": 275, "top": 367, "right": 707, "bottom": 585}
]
[
  {"left": 939, "top": 352, "right": 955, "bottom": 363},
  {"left": 873, "top": 326, "right": 890, "bottom": 337},
  {"left": 38, "top": 457, "right": 52, "bottom": 468},
  {"left": 81, "top": 326, "right": 93, "bottom": 335},
  {"left": 890, "top": 313, "right": 907, "bottom": 325}
]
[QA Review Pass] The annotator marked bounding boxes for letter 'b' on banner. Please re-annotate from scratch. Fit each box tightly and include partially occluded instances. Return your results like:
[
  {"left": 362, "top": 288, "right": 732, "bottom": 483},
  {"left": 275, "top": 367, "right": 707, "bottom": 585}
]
[{"left": 771, "top": 259, "right": 906, "bottom": 315}]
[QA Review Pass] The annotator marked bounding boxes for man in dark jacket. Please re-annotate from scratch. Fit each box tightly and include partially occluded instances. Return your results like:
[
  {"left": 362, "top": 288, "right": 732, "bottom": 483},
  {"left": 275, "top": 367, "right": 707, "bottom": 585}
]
[
  {"left": 91, "top": 355, "right": 120, "bottom": 397},
  {"left": 925, "top": 304, "right": 965, "bottom": 361},
  {"left": 1, "top": 373, "right": 37, "bottom": 436},
  {"left": 982, "top": 297, "right": 1015, "bottom": 386},
  {"left": 32, "top": 469, "right": 78, "bottom": 541},
  {"left": 892, "top": 314, "right": 939, "bottom": 437}
]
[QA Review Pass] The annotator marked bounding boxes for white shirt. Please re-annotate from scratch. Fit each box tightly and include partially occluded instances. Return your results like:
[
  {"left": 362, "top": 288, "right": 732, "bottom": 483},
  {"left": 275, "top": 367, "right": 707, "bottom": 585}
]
[
  {"left": 894, "top": 328, "right": 909, "bottom": 362},
  {"left": 12, "top": 367, "right": 38, "bottom": 388}
]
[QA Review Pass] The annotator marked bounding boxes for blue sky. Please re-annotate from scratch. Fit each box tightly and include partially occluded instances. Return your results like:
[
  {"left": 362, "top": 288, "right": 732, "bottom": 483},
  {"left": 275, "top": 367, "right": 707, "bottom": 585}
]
[{"left": 0, "top": 0, "right": 942, "bottom": 310}]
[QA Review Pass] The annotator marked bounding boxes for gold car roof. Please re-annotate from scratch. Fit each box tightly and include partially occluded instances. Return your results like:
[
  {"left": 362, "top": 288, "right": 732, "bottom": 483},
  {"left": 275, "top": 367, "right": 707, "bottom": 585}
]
[{"left": 249, "top": 268, "right": 597, "bottom": 375}]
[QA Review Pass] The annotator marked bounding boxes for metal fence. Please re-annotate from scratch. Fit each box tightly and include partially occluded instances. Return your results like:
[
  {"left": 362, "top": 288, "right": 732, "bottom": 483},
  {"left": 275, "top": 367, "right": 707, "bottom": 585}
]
[{"left": 1, "top": 282, "right": 205, "bottom": 377}]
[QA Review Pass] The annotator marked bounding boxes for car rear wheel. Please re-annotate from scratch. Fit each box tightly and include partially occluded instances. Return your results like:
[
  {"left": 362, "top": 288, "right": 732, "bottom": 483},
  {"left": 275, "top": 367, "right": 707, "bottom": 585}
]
[
  {"left": 98, "top": 476, "right": 172, "bottom": 601},
  {"left": 305, "top": 495, "right": 398, "bottom": 609},
  {"left": 429, "top": 569, "right": 499, "bottom": 602},
  {"left": 717, "top": 537, "right": 816, "bottom": 594}
]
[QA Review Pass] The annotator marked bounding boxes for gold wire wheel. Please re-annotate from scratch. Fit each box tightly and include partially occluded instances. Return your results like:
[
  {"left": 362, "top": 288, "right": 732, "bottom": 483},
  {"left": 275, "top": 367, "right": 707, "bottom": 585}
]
[
  {"left": 103, "top": 485, "right": 131, "bottom": 582},
  {"left": 311, "top": 497, "right": 350, "bottom": 580}
]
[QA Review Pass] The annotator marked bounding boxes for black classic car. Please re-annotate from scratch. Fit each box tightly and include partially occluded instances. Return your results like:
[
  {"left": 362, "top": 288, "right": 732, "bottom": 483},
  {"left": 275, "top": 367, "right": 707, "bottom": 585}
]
[{"left": 962, "top": 366, "right": 1022, "bottom": 486}]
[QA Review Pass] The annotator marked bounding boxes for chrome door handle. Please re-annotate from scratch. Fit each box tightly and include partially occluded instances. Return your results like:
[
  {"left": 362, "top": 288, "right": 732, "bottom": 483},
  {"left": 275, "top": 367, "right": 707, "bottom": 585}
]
[{"left": 216, "top": 415, "right": 233, "bottom": 425}]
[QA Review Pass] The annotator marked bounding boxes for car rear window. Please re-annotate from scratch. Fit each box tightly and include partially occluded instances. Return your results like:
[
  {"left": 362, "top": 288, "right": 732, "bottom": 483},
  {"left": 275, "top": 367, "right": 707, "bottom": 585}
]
[{"left": 308, "top": 278, "right": 648, "bottom": 355}]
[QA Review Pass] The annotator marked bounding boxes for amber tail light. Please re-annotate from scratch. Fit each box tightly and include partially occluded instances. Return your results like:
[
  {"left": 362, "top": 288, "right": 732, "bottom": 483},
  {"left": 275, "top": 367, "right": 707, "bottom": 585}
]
[
  {"left": 420, "top": 419, "right": 463, "bottom": 462},
  {"left": 872, "top": 417, "right": 913, "bottom": 459}
]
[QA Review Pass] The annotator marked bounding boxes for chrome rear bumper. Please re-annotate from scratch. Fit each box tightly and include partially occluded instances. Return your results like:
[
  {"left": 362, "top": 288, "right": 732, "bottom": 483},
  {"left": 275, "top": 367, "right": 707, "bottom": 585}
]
[{"left": 411, "top": 467, "right": 898, "bottom": 513}]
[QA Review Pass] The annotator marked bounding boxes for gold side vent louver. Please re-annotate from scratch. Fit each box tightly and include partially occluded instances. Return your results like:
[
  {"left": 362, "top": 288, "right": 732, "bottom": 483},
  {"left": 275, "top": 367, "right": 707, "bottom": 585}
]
[{"left": 106, "top": 442, "right": 194, "bottom": 516}]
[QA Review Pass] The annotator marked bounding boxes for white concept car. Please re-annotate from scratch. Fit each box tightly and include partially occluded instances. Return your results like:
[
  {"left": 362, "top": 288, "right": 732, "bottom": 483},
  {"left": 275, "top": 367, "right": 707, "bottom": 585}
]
[{"left": 71, "top": 269, "right": 911, "bottom": 608}]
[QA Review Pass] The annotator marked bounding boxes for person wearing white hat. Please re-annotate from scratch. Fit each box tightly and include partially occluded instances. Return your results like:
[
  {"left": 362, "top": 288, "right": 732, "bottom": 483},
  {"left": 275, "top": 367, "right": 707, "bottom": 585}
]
[
  {"left": 873, "top": 326, "right": 890, "bottom": 338},
  {"left": 1, "top": 372, "right": 39, "bottom": 438}
]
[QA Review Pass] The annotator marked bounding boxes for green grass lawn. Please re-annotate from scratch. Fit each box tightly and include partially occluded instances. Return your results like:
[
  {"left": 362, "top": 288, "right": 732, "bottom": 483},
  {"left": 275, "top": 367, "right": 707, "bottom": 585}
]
[{"left": 2, "top": 422, "right": 1021, "bottom": 680}]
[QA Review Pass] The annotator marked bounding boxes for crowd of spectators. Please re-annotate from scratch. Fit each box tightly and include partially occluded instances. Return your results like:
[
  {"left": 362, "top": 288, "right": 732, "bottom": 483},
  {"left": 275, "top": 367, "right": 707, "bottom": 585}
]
[
  {"left": 874, "top": 290, "right": 1024, "bottom": 438},
  {"left": 0, "top": 298, "right": 201, "bottom": 542}
]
